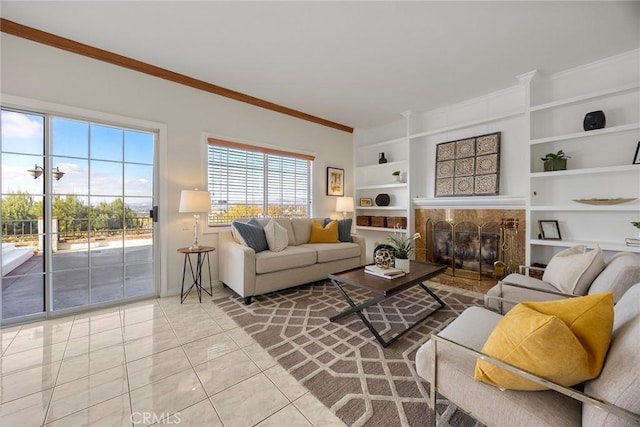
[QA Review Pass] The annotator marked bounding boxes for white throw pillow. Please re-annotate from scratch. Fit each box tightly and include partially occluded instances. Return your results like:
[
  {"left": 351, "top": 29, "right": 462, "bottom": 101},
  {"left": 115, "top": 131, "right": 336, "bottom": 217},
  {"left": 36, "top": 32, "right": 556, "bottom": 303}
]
[
  {"left": 542, "top": 245, "right": 605, "bottom": 295},
  {"left": 264, "top": 218, "right": 289, "bottom": 252}
]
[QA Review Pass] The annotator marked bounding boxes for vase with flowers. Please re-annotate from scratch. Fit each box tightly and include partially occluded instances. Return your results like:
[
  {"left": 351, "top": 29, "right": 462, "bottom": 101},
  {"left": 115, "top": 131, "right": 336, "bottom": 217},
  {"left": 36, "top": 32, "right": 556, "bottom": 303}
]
[{"left": 386, "top": 226, "right": 421, "bottom": 273}]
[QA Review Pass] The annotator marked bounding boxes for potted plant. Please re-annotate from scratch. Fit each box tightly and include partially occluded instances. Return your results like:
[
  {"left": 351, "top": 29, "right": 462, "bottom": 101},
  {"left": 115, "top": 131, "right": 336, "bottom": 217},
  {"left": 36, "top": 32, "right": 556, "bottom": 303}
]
[
  {"left": 392, "top": 170, "right": 402, "bottom": 182},
  {"left": 632, "top": 221, "right": 640, "bottom": 239},
  {"left": 386, "top": 226, "right": 421, "bottom": 272},
  {"left": 541, "top": 150, "right": 570, "bottom": 172}
]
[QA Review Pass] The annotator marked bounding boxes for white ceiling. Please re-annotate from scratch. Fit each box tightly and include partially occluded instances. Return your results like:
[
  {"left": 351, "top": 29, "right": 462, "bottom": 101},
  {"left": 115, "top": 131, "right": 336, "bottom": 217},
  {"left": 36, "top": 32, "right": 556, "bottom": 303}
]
[{"left": 2, "top": 1, "right": 639, "bottom": 130}]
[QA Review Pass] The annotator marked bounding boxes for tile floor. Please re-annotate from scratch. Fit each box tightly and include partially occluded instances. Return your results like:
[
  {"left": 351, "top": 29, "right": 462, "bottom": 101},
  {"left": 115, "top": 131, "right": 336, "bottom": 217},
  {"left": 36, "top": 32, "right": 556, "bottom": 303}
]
[{"left": 0, "top": 285, "right": 346, "bottom": 427}]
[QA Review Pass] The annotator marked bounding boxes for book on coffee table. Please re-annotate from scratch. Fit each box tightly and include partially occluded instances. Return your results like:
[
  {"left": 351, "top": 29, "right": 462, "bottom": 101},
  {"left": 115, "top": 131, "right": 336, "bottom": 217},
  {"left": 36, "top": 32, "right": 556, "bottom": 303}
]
[{"left": 364, "top": 265, "right": 405, "bottom": 279}]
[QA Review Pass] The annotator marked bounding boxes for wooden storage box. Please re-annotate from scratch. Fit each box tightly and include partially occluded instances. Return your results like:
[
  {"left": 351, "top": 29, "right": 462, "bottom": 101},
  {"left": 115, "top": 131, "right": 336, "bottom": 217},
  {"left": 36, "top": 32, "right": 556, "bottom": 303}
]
[
  {"left": 371, "top": 216, "right": 386, "bottom": 227},
  {"left": 386, "top": 216, "right": 407, "bottom": 229},
  {"left": 356, "top": 216, "right": 372, "bottom": 226}
]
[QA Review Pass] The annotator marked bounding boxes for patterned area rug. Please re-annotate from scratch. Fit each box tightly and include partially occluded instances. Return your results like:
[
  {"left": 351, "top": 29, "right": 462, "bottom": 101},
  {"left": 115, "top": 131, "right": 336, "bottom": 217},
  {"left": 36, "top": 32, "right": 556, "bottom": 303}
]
[{"left": 214, "top": 281, "right": 484, "bottom": 427}]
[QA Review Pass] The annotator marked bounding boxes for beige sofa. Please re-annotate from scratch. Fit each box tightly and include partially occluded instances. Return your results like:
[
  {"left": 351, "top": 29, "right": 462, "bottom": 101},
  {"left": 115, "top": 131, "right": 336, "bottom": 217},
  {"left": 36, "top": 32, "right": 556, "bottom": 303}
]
[{"left": 219, "top": 218, "right": 365, "bottom": 304}]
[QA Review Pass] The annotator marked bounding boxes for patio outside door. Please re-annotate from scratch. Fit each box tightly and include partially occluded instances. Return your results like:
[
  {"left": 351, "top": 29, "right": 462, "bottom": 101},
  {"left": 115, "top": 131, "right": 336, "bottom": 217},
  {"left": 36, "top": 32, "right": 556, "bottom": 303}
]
[{"left": 1, "top": 109, "right": 157, "bottom": 323}]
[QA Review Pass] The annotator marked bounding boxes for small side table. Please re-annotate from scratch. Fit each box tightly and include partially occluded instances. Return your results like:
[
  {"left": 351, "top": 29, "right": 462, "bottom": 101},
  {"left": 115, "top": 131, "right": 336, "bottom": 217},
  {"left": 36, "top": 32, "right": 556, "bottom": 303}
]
[{"left": 178, "top": 246, "right": 215, "bottom": 303}]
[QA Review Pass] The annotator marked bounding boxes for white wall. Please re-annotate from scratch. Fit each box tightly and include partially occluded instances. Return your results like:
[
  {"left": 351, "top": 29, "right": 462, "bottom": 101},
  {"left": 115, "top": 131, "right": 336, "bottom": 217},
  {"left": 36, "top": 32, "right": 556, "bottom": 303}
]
[
  {"left": 0, "top": 34, "right": 354, "bottom": 297},
  {"left": 410, "top": 85, "right": 527, "bottom": 200}
]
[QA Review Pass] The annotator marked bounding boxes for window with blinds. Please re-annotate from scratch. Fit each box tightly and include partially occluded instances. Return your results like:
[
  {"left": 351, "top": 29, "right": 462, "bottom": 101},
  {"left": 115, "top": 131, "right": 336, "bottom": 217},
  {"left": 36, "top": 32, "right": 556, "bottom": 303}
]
[{"left": 207, "top": 138, "right": 313, "bottom": 225}]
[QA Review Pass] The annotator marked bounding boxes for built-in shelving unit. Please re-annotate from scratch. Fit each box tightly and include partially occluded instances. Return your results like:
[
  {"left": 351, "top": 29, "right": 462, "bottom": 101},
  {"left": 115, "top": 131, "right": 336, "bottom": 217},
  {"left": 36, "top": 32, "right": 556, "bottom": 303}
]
[
  {"left": 354, "top": 50, "right": 640, "bottom": 266},
  {"left": 526, "top": 54, "right": 640, "bottom": 264},
  {"left": 353, "top": 122, "right": 411, "bottom": 255}
]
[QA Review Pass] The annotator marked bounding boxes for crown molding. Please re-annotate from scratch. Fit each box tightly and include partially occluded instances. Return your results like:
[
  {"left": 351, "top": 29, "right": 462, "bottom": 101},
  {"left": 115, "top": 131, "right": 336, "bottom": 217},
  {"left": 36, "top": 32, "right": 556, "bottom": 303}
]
[{"left": 0, "top": 18, "right": 353, "bottom": 134}]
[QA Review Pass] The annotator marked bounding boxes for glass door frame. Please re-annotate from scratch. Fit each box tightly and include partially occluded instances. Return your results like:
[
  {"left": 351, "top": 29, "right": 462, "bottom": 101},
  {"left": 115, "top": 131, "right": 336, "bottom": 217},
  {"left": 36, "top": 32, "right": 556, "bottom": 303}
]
[{"left": 1, "top": 97, "right": 165, "bottom": 325}]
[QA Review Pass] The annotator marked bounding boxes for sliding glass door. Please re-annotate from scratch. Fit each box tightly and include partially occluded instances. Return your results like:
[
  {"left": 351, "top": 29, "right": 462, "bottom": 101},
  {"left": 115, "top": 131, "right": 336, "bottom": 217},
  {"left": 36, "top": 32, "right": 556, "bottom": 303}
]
[
  {"left": 1, "top": 110, "right": 46, "bottom": 319},
  {"left": 1, "top": 108, "right": 157, "bottom": 323}
]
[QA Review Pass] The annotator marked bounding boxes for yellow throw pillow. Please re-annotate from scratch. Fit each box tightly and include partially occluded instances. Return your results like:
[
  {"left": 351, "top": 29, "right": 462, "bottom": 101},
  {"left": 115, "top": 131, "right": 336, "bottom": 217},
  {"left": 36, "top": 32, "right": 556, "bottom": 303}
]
[
  {"left": 474, "top": 292, "right": 614, "bottom": 390},
  {"left": 308, "top": 219, "right": 340, "bottom": 243}
]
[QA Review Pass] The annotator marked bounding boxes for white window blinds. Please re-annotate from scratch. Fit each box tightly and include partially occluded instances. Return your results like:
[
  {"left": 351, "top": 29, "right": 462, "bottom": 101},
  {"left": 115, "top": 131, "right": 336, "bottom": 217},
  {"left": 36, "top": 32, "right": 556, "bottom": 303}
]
[{"left": 207, "top": 138, "right": 313, "bottom": 225}]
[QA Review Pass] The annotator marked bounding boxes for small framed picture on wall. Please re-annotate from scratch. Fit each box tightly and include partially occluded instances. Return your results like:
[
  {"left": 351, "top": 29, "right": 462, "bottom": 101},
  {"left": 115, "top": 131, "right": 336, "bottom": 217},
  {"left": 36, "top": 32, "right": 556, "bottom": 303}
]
[
  {"left": 326, "top": 167, "right": 344, "bottom": 196},
  {"left": 539, "top": 220, "right": 562, "bottom": 240}
]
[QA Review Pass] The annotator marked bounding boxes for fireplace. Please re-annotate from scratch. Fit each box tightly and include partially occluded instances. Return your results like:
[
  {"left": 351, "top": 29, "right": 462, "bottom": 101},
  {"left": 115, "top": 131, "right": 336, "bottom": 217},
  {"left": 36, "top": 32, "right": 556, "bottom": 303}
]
[{"left": 416, "top": 209, "right": 525, "bottom": 281}]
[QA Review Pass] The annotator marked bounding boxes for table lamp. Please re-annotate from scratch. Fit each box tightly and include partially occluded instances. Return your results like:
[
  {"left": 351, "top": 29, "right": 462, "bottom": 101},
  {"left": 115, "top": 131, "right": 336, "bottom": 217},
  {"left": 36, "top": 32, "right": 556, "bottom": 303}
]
[
  {"left": 336, "top": 196, "right": 354, "bottom": 219},
  {"left": 179, "top": 189, "right": 211, "bottom": 250}
]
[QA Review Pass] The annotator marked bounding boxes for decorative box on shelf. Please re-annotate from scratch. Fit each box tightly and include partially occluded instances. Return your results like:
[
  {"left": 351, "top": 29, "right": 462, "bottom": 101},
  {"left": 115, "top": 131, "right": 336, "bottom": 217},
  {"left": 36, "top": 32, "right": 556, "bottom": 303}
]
[
  {"left": 386, "top": 216, "right": 407, "bottom": 229},
  {"left": 356, "top": 216, "right": 372, "bottom": 226},
  {"left": 371, "top": 216, "right": 386, "bottom": 227}
]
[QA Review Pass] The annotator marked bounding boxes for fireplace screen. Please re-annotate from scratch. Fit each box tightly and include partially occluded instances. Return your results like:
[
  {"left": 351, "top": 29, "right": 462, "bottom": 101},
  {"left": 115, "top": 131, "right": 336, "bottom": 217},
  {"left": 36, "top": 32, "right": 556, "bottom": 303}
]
[{"left": 430, "top": 220, "right": 501, "bottom": 279}]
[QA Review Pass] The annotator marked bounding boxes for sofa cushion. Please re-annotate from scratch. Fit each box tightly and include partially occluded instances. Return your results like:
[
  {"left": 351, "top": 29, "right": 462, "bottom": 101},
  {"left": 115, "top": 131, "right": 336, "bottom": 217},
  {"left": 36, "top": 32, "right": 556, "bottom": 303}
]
[
  {"left": 258, "top": 218, "right": 296, "bottom": 246},
  {"left": 475, "top": 293, "right": 614, "bottom": 391},
  {"left": 302, "top": 242, "right": 361, "bottom": 263},
  {"left": 264, "top": 218, "right": 289, "bottom": 252},
  {"left": 542, "top": 245, "right": 605, "bottom": 294},
  {"left": 583, "top": 283, "right": 640, "bottom": 426},
  {"left": 255, "top": 245, "right": 317, "bottom": 274},
  {"left": 308, "top": 220, "right": 340, "bottom": 243},
  {"left": 291, "top": 218, "right": 313, "bottom": 245},
  {"left": 324, "top": 217, "right": 353, "bottom": 243},
  {"left": 588, "top": 252, "right": 640, "bottom": 302},
  {"left": 232, "top": 219, "right": 268, "bottom": 253}
]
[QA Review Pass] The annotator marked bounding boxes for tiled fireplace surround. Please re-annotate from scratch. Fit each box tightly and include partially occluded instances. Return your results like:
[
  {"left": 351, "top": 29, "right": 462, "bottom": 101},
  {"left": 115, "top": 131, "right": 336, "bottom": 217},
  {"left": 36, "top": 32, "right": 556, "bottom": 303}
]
[{"left": 415, "top": 208, "right": 526, "bottom": 294}]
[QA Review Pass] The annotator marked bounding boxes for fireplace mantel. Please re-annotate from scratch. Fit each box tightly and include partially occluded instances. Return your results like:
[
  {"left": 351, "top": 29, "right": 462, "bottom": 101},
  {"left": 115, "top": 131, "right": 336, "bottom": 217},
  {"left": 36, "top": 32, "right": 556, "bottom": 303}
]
[{"left": 412, "top": 196, "right": 526, "bottom": 209}]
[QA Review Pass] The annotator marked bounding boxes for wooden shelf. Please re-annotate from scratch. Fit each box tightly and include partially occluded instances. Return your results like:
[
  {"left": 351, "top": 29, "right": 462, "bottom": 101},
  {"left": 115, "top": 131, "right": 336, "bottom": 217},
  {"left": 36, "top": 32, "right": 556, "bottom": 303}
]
[
  {"left": 530, "top": 123, "right": 640, "bottom": 145},
  {"left": 409, "top": 110, "right": 524, "bottom": 139},
  {"left": 530, "top": 164, "right": 639, "bottom": 178},
  {"left": 356, "top": 206, "right": 407, "bottom": 211},
  {"left": 356, "top": 183, "right": 408, "bottom": 190},
  {"left": 356, "top": 137, "right": 407, "bottom": 150},
  {"left": 355, "top": 160, "right": 407, "bottom": 171},
  {"left": 356, "top": 226, "right": 406, "bottom": 233},
  {"left": 530, "top": 204, "right": 639, "bottom": 212},
  {"left": 413, "top": 196, "right": 526, "bottom": 208},
  {"left": 530, "top": 239, "right": 640, "bottom": 253},
  {"left": 530, "top": 83, "right": 640, "bottom": 112}
]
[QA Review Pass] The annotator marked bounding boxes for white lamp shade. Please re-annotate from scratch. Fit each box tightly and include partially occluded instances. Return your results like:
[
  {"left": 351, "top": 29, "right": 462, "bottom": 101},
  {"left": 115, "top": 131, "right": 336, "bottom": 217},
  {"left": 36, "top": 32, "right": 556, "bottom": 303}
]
[
  {"left": 336, "top": 196, "right": 354, "bottom": 213},
  {"left": 179, "top": 190, "right": 211, "bottom": 213}
]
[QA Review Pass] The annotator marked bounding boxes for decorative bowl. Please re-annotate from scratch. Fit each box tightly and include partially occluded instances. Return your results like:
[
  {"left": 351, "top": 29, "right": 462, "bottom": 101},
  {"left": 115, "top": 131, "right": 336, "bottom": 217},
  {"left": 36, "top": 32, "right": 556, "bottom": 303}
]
[{"left": 573, "top": 198, "right": 637, "bottom": 205}]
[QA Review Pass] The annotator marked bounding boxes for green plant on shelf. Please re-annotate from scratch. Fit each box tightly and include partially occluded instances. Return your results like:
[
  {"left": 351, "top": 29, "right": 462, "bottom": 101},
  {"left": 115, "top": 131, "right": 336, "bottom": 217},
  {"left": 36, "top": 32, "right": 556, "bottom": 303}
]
[{"left": 541, "top": 150, "right": 570, "bottom": 172}]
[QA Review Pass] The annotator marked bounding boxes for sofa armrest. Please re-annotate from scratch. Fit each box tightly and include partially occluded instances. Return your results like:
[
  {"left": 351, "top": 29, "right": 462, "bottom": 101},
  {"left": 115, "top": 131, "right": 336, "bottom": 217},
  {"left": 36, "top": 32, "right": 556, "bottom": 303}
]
[
  {"left": 498, "top": 280, "right": 576, "bottom": 299},
  {"left": 485, "top": 277, "right": 575, "bottom": 314},
  {"left": 429, "top": 334, "right": 640, "bottom": 426},
  {"left": 351, "top": 234, "right": 366, "bottom": 266},
  {"left": 218, "top": 230, "right": 256, "bottom": 298}
]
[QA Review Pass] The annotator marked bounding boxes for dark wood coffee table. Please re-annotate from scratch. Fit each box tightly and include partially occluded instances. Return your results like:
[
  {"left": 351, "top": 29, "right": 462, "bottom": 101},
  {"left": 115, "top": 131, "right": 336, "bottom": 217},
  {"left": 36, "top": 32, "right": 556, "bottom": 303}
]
[{"left": 328, "top": 261, "right": 448, "bottom": 347}]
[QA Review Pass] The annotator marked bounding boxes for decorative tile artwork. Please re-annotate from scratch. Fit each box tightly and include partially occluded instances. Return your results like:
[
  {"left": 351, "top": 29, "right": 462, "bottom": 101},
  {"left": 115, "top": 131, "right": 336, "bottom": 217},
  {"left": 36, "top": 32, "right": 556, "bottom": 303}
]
[{"left": 435, "top": 132, "right": 501, "bottom": 197}]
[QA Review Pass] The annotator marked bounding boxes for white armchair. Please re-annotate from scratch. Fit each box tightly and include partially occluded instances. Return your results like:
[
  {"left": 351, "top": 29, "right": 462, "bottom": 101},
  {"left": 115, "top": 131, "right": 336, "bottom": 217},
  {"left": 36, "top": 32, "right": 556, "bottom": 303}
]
[
  {"left": 486, "top": 252, "right": 640, "bottom": 314},
  {"left": 416, "top": 283, "right": 640, "bottom": 426}
]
